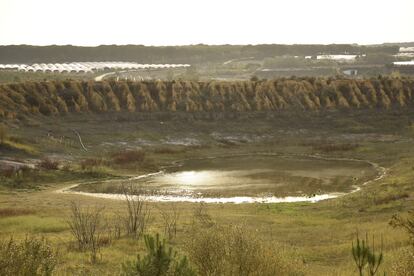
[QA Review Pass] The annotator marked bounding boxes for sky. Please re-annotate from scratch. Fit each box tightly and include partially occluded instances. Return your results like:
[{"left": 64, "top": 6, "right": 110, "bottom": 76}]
[{"left": 0, "top": 0, "right": 413, "bottom": 46}]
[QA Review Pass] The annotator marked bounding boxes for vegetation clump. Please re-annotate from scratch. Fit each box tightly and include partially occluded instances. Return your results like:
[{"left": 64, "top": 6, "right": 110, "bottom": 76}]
[
  {"left": 38, "top": 158, "right": 59, "bottom": 170},
  {"left": 66, "top": 202, "right": 107, "bottom": 263},
  {"left": 389, "top": 212, "right": 414, "bottom": 274},
  {"left": 0, "top": 236, "right": 58, "bottom": 276},
  {"left": 186, "top": 205, "right": 305, "bottom": 276},
  {"left": 121, "top": 233, "right": 195, "bottom": 276},
  {"left": 111, "top": 150, "right": 146, "bottom": 165}
]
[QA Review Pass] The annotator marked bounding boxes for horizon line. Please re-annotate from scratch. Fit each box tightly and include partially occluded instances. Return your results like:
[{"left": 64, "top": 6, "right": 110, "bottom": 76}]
[{"left": 0, "top": 42, "right": 413, "bottom": 47}]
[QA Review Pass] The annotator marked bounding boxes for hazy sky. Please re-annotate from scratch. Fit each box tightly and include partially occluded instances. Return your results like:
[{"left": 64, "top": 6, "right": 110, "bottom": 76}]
[{"left": 0, "top": 0, "right": 413, "bottom": 46}]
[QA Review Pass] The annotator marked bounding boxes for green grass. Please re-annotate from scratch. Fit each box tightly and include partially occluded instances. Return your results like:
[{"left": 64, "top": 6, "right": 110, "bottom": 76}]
[{"left": 0, "top": 215, "right": 67, "bottom": 234}]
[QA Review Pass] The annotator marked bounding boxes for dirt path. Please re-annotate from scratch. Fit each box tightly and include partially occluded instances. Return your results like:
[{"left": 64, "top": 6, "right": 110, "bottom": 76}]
[{"left": 94, "top": 72, "right": 117, "bottom": 81}]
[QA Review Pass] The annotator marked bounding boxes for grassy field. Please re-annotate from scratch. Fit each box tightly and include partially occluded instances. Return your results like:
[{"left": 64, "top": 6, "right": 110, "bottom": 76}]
[{"left": 1, "top": 111, "right": 414, "bottom": 275}]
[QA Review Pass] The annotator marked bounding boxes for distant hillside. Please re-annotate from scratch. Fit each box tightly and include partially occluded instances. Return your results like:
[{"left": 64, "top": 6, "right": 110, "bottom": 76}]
[
  {"left": 0, "top": 44, "right": 399, "bottom": 64},
  {"left": 381, "top": 42, "right": 414, "bottom": 47},
  {"left": 1, "top": 77, "right": 413, "bottom": 120}
]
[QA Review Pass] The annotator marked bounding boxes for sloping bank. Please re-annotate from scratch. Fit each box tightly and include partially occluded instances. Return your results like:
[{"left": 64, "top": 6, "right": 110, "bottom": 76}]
[{"left": 1, "top": 77, "right": 414, "bottom": 119}]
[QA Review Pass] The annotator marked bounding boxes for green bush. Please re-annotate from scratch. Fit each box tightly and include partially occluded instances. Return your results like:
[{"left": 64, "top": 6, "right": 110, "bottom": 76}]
[
  {"left": 186, "top": 224, "right": 305, "bottom": 276},
  {"left": 121, "top": 233, "right": 195, "bottom": 276},
  {"left": 0, "top": 236, "right": 58, "bottom": 276}
]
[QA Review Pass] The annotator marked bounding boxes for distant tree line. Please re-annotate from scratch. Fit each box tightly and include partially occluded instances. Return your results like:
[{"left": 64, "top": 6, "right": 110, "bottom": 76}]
[
  {"left": 0, "top": 44, "right": 400, "bottom": 64},
  {"left": 0, "top": 77, "right": 413, "bottom": 119}
]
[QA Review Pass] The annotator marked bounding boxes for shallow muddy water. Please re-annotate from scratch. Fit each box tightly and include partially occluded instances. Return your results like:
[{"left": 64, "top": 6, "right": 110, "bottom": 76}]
[{"left": 67, "top": 154, "right": 383, "bottom": 203}]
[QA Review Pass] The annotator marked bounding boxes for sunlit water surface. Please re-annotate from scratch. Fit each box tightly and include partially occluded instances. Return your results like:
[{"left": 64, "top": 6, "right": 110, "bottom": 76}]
[{"left": 64, "top": 155, "right": 385, "bottom": 203}]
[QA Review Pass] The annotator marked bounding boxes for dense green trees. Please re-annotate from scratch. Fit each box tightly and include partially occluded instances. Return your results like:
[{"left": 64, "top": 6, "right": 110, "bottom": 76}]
[{"left": 0, "top": 77, "right": 413, "bottom": 119}]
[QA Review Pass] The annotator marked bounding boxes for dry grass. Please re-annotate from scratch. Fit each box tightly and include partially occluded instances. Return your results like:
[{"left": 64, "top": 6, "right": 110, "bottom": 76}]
[
  {"left": 80, "top": 158, "right": 106, "bottom": 170},
  {"left": 311, "top": 143, "right": 360, "bottom": 152},
  {"left": 111, "top": 150, "right": 146, "bottom": 165},
  {"left": 0, "top": 208, "right": 35, "bottom": 217},
  {"left": 152, "top": 147, "right": 185, "bottom": 154},
  {"left": 38, "top": 158, "right": 60, "bottom": 170}
]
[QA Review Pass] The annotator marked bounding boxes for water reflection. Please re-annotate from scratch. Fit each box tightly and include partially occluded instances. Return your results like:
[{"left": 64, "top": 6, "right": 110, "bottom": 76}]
[
  {"left": 167, "top": 171, "right": 213, "bottom": 186},
  {"left": 145, "top": 169, "right": 276, "bottom": 195}
]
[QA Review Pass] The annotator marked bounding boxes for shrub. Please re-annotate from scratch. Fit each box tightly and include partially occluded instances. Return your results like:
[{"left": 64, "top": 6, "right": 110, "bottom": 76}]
[
  {"left": 389, "top": 212, "right": 414, "bottom": 274},
  {"left": 390, "top": 211, "right": 414, "bottom": 246},
  {"left": 111, "top": 150, "right": 146, "bottom": 165},
  {"left": 121, "top": 233, "right": 195, "bottom": 276},
  {"left": 66, "top": 201, "right": 107, "bottom": 263},
  {"left": 390, "top": 248, "right": 414, "bottom": 276},
  {"left": 186, "top": 224, "right": 305, "bottom": 276},
  {"left": 80, "top": 158, "right": 106, "bottom": 170},
  {"left": 120, "top": 184, "right": 151, "bottom": 239},
  {"left": 159, "top": 203, "right": 180, "bottom": 240},
  {"left": 0, "top": 236, "right": 58, "bottom": 276},
  {"left": 0, "top": 165, "right": 16, "bottom": 178},
  {"left": 38, "top": 158, "right": 59, "bottom": 170},
  {"left": 191, "top": 203, "right": 214, "bottom": 228},
  {"left": 186, "top": 226, "right": 226, "bottom": 276}
]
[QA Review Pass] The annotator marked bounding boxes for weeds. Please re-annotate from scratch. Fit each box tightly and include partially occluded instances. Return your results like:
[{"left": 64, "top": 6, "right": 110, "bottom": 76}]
[
  {"left": 390, "top": 211, "right": 414, "bottom": 245},
  {"left": 159, "top": 203, "right": 180, "bottom": 240}
]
